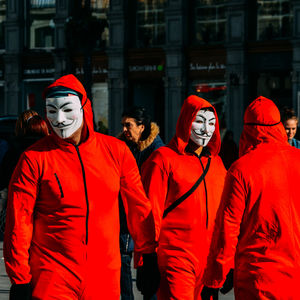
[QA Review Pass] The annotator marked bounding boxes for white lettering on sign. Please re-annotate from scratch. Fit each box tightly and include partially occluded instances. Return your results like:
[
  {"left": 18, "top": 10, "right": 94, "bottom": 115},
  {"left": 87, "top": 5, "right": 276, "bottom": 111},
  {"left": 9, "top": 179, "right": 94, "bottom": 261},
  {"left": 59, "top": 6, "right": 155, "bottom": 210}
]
[
  {"left": 75, "top": 67, "right": 108, "bottom": 75},
  {"left": 129, "top": 65, "right": 160, "bottom": 72},
  {"left": 190, "top": 62, "right": 226, "bottom": 72},
  {"left": 23, "top": 68, "right": 55, "bottom": 75}
]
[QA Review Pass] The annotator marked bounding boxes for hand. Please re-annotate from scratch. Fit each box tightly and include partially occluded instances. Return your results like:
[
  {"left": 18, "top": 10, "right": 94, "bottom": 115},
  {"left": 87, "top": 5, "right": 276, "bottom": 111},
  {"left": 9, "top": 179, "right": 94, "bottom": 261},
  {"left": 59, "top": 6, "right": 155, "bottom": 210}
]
[
  {"left": 10, "top": 283, "right": 31, "bottom": 300},
  {"left": 136, "top": 253, "right": 160, "bottom": 298},
  {"left": 201, "top": 286, "right": 219, "bottom": 300},
  {"left": 220, "top": 269, "right": 234, "bottom": 294}
]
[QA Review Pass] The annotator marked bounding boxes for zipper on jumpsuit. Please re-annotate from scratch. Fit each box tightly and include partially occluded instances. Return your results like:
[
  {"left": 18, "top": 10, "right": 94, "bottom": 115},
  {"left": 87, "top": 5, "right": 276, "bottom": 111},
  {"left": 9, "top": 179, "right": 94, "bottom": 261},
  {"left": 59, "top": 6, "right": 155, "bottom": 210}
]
[
  {"left": 75, "top": 145, "right": 89, "bottom": 245},
  {"left": 199, "top": 157, "right": 209, "bottom": 229}
]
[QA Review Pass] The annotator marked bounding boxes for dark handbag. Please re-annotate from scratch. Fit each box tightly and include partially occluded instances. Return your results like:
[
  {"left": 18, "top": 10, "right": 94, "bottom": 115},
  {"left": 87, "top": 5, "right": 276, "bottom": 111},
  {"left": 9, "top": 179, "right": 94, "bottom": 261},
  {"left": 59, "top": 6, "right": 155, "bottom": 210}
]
[{"left": 163, "top": 157, "right": 211, "bottom": 219}]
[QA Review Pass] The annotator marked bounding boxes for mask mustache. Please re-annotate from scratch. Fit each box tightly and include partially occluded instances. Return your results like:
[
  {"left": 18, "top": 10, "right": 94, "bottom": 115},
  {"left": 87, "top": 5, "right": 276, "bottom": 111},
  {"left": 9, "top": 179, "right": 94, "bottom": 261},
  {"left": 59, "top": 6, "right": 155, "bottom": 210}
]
[
  {"left": 51, "top": 120, "right": 74, "bottom": 128},
  {"left": 193, "top": 130, "right": 212, "bottom": 138}
]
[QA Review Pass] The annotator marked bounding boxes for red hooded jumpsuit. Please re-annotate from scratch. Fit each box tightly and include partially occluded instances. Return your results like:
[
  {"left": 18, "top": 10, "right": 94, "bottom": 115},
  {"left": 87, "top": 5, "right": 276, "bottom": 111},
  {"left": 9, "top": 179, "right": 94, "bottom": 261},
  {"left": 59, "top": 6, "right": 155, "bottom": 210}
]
[
  {"left": 203, "top": 96, "right": 300, "bottom": 299},
  {"left": 141, "top": 95, "right": 226, "bottom": 300},
  {"left": 4, "top": 74, "right": 156, "bottom": 299}
]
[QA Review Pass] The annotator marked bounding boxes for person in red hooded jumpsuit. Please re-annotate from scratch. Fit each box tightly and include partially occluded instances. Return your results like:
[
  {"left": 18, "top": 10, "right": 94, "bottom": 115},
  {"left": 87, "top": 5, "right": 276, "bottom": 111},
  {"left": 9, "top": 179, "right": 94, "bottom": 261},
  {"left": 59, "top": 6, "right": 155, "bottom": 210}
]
[
  {"left": 138, "top": 95, "right": 227, "bottom": 300},
  {"left": 201, "top": 96, "right": 300, "bottom": 300},
  {"left": 4, "top": 74, "right": 156, "bottom": 300}
]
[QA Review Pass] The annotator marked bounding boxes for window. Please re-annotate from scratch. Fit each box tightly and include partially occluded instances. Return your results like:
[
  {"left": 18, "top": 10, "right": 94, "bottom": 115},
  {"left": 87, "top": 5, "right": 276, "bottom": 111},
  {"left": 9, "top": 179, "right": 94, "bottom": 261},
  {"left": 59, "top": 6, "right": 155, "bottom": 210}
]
[
  {"left": 189, "top": 81, "right": 227, "bottom": 129},
  {"left": 136, "top": 0, "right": 166, "bottom": 47},
  {"left": 92, "top": 82, "right": 109, "bottom": 134},
  {"left": 30, "top": 0, "right": 55, "bottom": 49},
  {"left": 90, "top": 0, "right": 109, "bottom": 48},
  {"left": 0, "top": 0, "right": 5, "bottom": 49},
  {"left": 194, "top": 0, "right": 226, "bottom": 44},
  {"left": 257, "top": 0, "right": 292, "bottom": 40}
]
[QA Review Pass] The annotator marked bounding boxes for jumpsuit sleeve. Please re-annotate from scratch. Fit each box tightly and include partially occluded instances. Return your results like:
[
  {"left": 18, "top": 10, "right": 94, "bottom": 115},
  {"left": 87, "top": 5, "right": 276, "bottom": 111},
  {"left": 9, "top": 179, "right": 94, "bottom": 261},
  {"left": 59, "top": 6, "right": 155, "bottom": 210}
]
[
  {"left": 3, "top": 153, "right": 39, "bottom": 284},
  {"left": 202, "top": 169, "right": 246, "bottom": 288},
  {"left": 141, "top": 152, "right": 169, "bottom": 243},
  {"left": 119, "top": 146, "right": 157, "bottom": 254}
]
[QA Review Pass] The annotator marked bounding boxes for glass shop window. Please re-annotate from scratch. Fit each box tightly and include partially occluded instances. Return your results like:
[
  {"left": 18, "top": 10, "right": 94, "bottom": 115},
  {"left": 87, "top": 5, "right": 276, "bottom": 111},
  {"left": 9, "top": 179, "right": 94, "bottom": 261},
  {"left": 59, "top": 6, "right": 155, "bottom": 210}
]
[
  {"left": 30, "top": 0, "right": 55, "bottom": 49},
  {"left": 194, "top": 0, "right": 226, "bottom": 44},
  {"left": 81, "top": 0, "right": 110, "bottom": 49},
  {"left": 0, "top": 0, "right": 5, "bottom": 49},
  {"left": 136, "top": 0, "right": 167, "bottom": 47},
  {"left": 257, "top": 0, "right": 292, "bottom": 40},
  {"left": 189, "top": 81, "right": 227, "bottom": 130}
]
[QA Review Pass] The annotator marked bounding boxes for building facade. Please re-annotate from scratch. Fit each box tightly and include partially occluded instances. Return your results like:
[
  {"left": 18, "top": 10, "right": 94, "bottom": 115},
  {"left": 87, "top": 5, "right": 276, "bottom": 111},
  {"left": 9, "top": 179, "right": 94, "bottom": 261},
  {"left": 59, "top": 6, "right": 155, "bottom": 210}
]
[{"left": 1, "top": 0, "right": 300, "bottom": 143}]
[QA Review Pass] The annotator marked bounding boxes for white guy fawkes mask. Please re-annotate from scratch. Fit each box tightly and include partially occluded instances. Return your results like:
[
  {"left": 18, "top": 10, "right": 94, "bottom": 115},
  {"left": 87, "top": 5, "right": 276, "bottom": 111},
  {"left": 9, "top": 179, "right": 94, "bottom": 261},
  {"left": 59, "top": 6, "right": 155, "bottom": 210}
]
[
  {"left": 190, "top": 109, "right": 216, "bottom": 147},
  {"left": 46, "top": 95, "right": 83, "bottom": 139}
]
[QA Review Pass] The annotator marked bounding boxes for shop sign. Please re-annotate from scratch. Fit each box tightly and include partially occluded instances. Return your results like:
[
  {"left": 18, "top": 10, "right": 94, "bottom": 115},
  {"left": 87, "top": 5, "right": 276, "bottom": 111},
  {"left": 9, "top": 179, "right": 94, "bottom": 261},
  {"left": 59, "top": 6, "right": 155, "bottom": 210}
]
[
  {"left": 190, "top": 62, "right": 225, "bottom": 72},
  {"left": 75, "top": 66, "right": 108, "bottom": 75},
  {"left": 23, "top": 68, "right": 55, "bottom": 76},
  {"left": 129, "top": 65, "right": 164, "bottom": 72}
]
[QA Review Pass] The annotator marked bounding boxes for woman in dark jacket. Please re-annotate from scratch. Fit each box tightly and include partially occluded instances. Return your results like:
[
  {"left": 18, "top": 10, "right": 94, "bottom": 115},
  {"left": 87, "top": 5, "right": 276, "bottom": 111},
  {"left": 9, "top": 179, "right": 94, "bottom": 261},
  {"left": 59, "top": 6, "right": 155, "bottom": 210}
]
[
  {"left": 118, "top": 106, "right": 164, "bottom": 300},
  {"left": 0, "top": 111, "right": 49, "bottom": 190}
]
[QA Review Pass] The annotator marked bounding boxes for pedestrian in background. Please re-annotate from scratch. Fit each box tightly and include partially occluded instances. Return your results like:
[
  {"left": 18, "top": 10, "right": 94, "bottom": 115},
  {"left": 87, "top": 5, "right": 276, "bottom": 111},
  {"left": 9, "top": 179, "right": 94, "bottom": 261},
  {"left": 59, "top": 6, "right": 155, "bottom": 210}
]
[
  {"left": 0, "top": 139, "right": 8, "bottom": 166},
  {"left": 118, "top": 106, "right": 164, "bottom": 300},
  {"left": 138, "top": 95, "right": 227, "bottom": 300},
  {"left": 4, "top": 74, "right": 157, "bottom": 300},
  {"left": 201, "top": 96, "right": 300, "bottom": 300},
  {"left": 0, "top": 111, "right": 48, "bottom": 190},
  {"left": 0, "top": 112, "right": 48, "bottom": 238},
  {"left": 282, "top": 107, "right": 300, "bottom": 148},
  {"left": 219, "top": 129, "right": 239, "bottom": 170}
]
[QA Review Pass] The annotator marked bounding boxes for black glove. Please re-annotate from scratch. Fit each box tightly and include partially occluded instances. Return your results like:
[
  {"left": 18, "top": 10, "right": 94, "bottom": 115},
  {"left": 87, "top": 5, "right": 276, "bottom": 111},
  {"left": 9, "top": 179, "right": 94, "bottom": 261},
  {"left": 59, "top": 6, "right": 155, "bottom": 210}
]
[
  {"left": 201, "top": 286, "right": 219, "bottom": 300},
  {"left": 220, "top": 269, "right": 234, "bottom": 294},
  {"left": 136, "top": 253, "right": 160, "bottom": 298},
  {"left": 10, "top": 283, "right": 31, "bottom": 300}
]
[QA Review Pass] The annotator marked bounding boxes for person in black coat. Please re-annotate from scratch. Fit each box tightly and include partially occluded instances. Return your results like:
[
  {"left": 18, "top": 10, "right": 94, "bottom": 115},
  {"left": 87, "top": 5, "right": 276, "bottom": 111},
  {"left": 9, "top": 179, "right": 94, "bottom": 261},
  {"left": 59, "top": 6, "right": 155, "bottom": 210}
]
[{"left": 118, "top": 106, "right": 164, "bottom": 300}]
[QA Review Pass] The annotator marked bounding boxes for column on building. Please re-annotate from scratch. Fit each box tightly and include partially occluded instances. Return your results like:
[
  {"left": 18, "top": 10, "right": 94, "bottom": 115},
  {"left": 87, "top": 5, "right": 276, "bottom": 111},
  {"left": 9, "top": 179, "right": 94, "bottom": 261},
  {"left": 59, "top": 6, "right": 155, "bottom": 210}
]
[
  {"left": 292, "top": 0, "right": 300, "bottom": 116},
  {"left": 164, "top": 0, "right": 187, "bottom": 143},
  {"left": 107, "top": 0, "right": 128, "bottom": 136},
  {"left": 226, "top": 0, "right": 248, "bottom": 143},
  {"left": 52, "top": 0, "right": 70, "bottom": 78},
  {"left": 4, "top": 0, "right": 25, "bottom": 115}
]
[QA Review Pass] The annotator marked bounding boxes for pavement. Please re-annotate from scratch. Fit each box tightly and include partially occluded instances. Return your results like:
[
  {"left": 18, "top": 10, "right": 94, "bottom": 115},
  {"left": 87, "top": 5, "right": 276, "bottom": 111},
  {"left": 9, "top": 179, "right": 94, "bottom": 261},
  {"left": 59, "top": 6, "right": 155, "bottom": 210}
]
[
  {"left": 0, "top": 243, "right": 9, "bottom": 300},
  {"left": 131, "top": 265, "right": 234, "bottom": 300},
  {"left": 0, "top": 242, "right": 234, "bottom": 299}
]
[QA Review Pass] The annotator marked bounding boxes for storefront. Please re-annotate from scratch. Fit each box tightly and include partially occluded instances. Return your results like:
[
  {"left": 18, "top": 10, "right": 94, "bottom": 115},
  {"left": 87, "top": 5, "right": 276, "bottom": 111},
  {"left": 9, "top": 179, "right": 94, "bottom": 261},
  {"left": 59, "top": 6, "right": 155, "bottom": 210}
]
[{"left": 188, "top": 47, "right": 227, "bottom": 134}]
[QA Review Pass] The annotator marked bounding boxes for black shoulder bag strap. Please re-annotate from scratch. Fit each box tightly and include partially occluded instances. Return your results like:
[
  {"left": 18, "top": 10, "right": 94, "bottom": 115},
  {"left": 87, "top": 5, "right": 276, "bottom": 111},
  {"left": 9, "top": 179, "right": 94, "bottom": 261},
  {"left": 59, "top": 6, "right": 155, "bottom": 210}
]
[{"left": 162, "top": 156, "right": 211, "bottom": 219}]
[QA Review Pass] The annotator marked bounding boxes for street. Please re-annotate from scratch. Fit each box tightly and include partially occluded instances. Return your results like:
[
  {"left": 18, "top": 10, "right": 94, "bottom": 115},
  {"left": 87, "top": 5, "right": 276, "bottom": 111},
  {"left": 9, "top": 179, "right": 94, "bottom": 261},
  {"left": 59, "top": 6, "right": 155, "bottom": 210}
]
[
  {"left": 0, "top": 242, "right": 234, "bottom": 299},
  {"left": 0, "top": 243, "right": 9, "bottom": 300}
]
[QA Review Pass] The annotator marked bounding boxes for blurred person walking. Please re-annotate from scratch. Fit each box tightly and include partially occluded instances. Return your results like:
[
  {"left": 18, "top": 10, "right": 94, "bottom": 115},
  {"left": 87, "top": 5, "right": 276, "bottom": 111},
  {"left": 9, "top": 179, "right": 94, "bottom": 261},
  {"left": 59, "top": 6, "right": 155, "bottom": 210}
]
[
  {"left": 137, "top": 95, "right": 227, "bottom": 300},
  {"left": 219, "top": 130, "right": 239, "bottom": 170},
  {"left": 0, "top": 138, "right": 8, "bottom": 166},
  {"left": 118, "top": 106, "right": 164, "bottom": 300},
  {"left": 3, "top": 74, "right": 157, "bottom": 300},
  {"left": 282, "top": 107, "right": 300, "bottom": 148},
  {"left": 0, "top": 112, "right": 49, "bottom": 235},
  {"left": 201, "top": 96, "right": 300, "bottom": 300},
  {"left": 0, "top": 111, "right": 48, "bottom": 190}
]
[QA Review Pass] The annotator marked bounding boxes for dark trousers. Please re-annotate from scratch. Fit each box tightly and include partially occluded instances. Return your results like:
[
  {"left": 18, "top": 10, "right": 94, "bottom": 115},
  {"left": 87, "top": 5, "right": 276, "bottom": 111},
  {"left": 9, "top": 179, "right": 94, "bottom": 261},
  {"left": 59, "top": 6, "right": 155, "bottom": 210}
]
[
  {"left": 120, "top": 253, "right": 158, "bottom": 300},
  {"left": 121, "top": 253, "right": 134, "bottom": 300}
]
